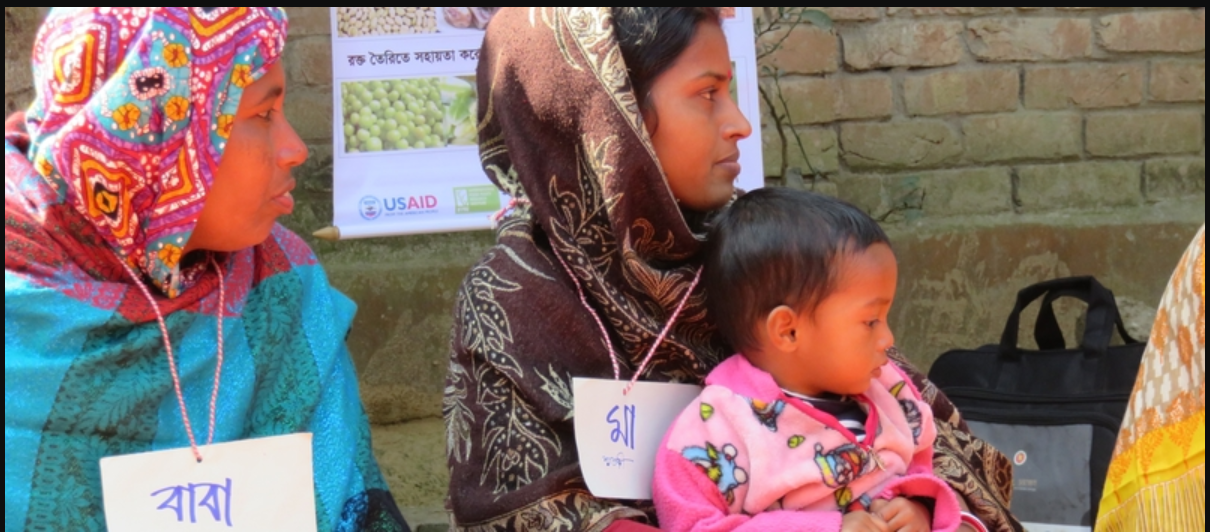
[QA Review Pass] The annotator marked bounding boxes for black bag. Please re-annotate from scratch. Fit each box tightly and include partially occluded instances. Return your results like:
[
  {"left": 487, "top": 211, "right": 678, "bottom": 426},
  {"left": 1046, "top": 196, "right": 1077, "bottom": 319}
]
[{"left": 928, "top": 277, "right": 1146, "bottom": 531}]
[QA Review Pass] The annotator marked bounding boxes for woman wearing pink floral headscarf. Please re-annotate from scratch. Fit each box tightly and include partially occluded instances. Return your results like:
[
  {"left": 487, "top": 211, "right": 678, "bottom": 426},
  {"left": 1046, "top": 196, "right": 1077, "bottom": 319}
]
[{"left": 5, "top": 8, "right": 409, "bottom": 530}]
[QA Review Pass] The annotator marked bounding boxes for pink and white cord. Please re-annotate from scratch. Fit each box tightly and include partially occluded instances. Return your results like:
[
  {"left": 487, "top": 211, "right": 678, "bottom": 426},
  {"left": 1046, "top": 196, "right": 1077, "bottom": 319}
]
[
  {"left": 119, "top": 254, "right": 226, "bottom": 462},
  {"left": 553, "top": 245, "right": 702, "bottom": 395},
  {"left": 490, "top": 196, "right": 530, "bottom": 227}
]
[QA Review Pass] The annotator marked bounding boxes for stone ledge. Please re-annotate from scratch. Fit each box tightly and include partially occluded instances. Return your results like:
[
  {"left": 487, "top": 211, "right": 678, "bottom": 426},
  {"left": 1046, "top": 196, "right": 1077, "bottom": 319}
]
[
  {"left": 401, "top": 506, "right": 450, "bottom": 532},
  {"left": 372, "top": 419, "right": 450, "bottom": 525}
]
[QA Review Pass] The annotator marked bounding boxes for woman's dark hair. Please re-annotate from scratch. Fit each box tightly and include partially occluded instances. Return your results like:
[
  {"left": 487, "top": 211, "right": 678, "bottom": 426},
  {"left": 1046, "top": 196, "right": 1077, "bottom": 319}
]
[
  {"left": 612, "top": 7, "right": 722, "bottom": 116},
  {"left": 704, "top": 187, "right": 891, "bottom": 354}
]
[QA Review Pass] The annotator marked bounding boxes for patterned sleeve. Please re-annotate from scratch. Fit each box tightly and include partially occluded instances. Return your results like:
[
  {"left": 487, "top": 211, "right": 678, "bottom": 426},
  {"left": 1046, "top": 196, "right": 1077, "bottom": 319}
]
[
  {"left": 442, "top": 256, "right": 652, "bottom": 531},
  {"left": 889, "top": 348, "right": 1024, "bottom": 532}
]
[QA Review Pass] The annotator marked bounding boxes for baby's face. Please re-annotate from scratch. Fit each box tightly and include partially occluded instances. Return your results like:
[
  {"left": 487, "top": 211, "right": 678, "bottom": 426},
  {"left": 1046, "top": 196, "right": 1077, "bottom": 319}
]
[{"left": 779, "top": 243, "right": 898, "bottom": 397}]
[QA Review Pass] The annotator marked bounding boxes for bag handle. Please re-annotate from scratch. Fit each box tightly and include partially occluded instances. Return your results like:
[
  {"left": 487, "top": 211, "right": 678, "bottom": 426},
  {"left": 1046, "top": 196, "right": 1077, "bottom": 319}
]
[
  {"left": 999, "top": 277, "right": 1128, "bottom": 359},
  {"left": 1034, "top": 288, "right": 1139, "bottom": 350}
]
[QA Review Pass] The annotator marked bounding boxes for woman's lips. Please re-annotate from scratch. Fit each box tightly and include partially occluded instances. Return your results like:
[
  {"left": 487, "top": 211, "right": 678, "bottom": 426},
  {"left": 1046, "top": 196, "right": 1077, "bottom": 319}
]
[
  {"left": 716, "top": 154, "right": 742, "bottom": 178},
  {"left": 716, "top": 157, "right": 735, "bottom": 177},
  {"left": 270, "top": 179, "right": 297, "bottom": 213},
  {"left": 717, "top": 161, "right": 742, "bottom": 176},
  {"left": 271, "top": 191, "right": 295, "bottom": 213}
]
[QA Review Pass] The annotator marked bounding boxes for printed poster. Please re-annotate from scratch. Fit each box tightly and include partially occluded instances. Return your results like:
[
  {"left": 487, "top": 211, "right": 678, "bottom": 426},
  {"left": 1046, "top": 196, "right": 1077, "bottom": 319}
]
[{"left": 329, "top": 7, "right": 763, "bottom": 239}]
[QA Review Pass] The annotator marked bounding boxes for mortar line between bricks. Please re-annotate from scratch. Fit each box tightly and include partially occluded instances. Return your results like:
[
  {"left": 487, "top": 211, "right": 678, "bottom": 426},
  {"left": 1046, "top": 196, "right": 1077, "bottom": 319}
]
[
  {"left": 1140, "top": 161, "right": 1151, "bottom": 203},
  {"left": 1200, "top": 111, "right": 1206, "bottom": 157},
  {"left": 1017, "top": 64, "right": 1027, "bottom": 111},
  {"left": 1144, "top": 58, "right": 1156, "bottom": 104},
  {"left": 1080, "top": 113, "right": 1091, "bottom": 161},
  {"left": 1010, "top": 167, "right": 1022, "bottom": 215},
  {"left": 891, "top": 68, "right": 907, "bottom": 118}
]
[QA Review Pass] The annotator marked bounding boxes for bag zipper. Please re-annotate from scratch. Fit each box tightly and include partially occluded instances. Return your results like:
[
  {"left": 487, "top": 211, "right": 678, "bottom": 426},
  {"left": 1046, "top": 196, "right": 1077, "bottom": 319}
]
[
  {"left": 959, "top": 407, "right": 1124, "bottom": 432},
  {"left": 942, "top": 387, "right": 1131, "bottom": 404}
]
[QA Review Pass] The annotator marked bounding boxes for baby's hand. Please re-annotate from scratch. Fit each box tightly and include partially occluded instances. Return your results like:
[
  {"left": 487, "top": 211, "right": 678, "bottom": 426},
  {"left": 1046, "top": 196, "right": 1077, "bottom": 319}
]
[
  {"left": 869, "top": 497, "right": 931, "bottom": 532},
  {"left": 841, "top": 510, "right": 890, "bottom": 532}
]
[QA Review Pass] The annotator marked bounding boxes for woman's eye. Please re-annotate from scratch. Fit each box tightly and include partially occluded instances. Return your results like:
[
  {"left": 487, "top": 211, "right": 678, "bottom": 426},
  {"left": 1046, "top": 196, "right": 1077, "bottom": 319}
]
[
  {"left": 866, "top": 320, "right": 880, "bottom": 329},
  {"left": 257, "top": 109, "right": 274, "bottom": 121},
  {"left": 702, "top": 88, "right": 717, "bottom": 101}
]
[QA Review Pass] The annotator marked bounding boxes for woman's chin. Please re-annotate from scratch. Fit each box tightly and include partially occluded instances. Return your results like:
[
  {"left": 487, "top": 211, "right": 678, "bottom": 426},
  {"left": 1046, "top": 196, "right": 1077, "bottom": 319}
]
[{"left": 188, "top": 229, "right": 274, "bottom": 253}]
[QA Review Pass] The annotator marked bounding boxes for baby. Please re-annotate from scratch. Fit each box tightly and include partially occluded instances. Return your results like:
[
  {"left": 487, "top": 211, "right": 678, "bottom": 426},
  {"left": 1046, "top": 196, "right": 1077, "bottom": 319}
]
[{"left": 653, "top": 188, "right": 982, "bottom": 532}]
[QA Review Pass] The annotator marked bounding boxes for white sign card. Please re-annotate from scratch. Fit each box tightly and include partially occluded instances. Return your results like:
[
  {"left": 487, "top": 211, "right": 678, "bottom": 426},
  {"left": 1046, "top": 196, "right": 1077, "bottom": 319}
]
[
  {"left": 328, "top": 7, "right": 764, "bottom": 239},
  {"left": 100, "top": 434, "right": 317, "bottom": 532},
  {"left": 573, "top": 378, "right": 703, "bottom": 500}
]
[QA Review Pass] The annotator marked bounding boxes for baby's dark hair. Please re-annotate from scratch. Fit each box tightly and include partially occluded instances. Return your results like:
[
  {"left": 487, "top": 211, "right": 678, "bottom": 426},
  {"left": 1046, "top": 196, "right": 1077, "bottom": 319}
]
[
  {"left": 612, "top": 8, "right": 722, "bottom": 117},
  {"left": 704, "top": 187, "right": 891, "bottom": 354}
]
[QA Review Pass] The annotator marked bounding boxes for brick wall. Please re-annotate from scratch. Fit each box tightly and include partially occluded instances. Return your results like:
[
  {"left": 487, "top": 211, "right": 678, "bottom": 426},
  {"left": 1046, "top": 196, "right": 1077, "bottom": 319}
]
[
  {"left": 4, "top": 8, "right": 38, "bottom": 116},
  {"left": 759, "top": 7, "right": 1205, "bottom": 222},
  {"left": 6, "top": 8, "right": 1205, "bottom": 220}
]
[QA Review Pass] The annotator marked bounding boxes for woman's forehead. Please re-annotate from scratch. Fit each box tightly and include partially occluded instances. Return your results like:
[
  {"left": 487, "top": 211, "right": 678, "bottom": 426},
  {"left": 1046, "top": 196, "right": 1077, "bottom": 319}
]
[{"left": 663, "top": 22, "right": 732, "bottom": 79}]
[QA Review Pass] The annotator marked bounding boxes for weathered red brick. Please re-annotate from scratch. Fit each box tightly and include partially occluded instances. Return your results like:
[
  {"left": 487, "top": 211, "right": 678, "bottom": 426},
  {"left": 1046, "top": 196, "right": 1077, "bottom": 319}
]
[
  {"left": 1086, "top": 111, "right": 1204, "bottom": 157},
  {"left": 762, "top": 125, "right": 841, "bottom": 177},
  {"left": 758, "top": 25, "right": 839, "bottom": 75},
  {"left": 284, "top": 84, "right": 335, "bottom": 142},
  {"left": 762, "top": 125, "right": 784, "bottom": 178},
  {"left": 1024, "top": 64, "right": 1145, "bottom": 110},
  {"left": 963, "top": 113, "right": 1083, "bottom": 162},
  {"left": 1145, "top": 158, "right": 1206, "bottom": 201},
  {"left": 834, "top": 168, "right": 1014, "bottom": 221},
  {"left": 4, "top": 8, "right": 38, "bottom": 97},
  {"left": 778, "top": 76, "right": 894, "bottom": 125},
  {"left": 285, "top": 37, "right": 333, "bottom": 87},
  {"left": 804, "top": 7, "right": 882, "bottom": 21},
  {"left": 1150, "top": 61, "right": 1206, "bottom": 103},
  {"left": 905, "top": 68, "right": 1020, "bottom": 116},
  {"left": 843, "top": 21, "right": 965, "bottom": 71},
  {"left": 967, "top": 18, "right": 1093, "bottom": 62},
  {"left": 285, "top": 7, "right": 331, "bottom": 37},
  {"left": 889, "top": 7, "right": 1013, "bottom": 16},
  {"left": 1017, "top": 162, "right": 1143, "bottom": 213},
  {"left": 841, "top": 121, "right": 964, "bottom": 171},
  {"left": 1098, "top": 10, "right": 1205, "bottom": 53}
]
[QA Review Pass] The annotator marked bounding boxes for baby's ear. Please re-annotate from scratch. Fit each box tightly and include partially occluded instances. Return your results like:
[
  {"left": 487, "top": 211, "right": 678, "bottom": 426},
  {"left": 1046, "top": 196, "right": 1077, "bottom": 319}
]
[{"left": 764, "top": 306, "right": 799, "bottom": 353}]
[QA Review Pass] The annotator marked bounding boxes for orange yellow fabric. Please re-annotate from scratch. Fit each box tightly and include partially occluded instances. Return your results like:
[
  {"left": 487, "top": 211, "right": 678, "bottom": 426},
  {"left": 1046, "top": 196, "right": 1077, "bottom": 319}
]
[{"left": 1097, "top": 227, "right": 1205, "bottom": 532}]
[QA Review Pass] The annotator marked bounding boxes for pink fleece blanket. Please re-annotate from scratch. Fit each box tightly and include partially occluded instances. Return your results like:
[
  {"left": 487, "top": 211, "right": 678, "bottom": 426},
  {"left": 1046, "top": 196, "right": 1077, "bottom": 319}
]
[{"left": 653, "top": 355, "right": 962, "bottom": 531}]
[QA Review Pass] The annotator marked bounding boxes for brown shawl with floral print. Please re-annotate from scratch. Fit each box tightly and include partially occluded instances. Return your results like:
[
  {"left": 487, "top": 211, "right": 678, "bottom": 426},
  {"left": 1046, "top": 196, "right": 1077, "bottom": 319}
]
[{"left": 443, "top": 7, "right": 1021, "bottom": 532}]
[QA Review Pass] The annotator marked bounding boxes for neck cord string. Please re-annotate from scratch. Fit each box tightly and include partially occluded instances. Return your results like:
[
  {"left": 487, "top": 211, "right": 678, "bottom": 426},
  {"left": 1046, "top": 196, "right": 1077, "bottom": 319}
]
[
  {"left": 552, "top": 246, "right": 702, "bottom": 395},
  {"left": 118, "top": 254, "right": 226, "bottom": 462}
]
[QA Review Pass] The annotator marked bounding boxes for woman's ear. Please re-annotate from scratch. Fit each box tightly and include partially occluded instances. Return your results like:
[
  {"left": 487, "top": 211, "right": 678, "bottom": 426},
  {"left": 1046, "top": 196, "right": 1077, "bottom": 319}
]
[{"left": 764, "top": 306, "right": 799, "bottom": 353}]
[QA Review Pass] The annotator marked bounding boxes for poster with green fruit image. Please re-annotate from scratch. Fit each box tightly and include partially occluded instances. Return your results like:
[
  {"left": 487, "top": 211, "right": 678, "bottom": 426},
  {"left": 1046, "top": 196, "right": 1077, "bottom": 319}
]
[
  {"left": 328, "top": 7, "right": 762, "bottom": 240},
  {"left": 341, "top": 76, "right": 477, "bottom": 153}
]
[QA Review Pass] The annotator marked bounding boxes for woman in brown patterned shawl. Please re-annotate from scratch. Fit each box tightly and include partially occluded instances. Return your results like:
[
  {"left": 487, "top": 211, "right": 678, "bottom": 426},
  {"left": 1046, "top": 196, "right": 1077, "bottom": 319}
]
[{"left": 443, "top": 7, "right": 1021, "bottom": 531}]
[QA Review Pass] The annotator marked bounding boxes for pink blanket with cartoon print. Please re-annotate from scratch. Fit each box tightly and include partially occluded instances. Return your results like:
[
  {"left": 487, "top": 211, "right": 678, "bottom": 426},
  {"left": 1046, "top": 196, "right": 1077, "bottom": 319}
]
[{"left": 653, "top": 355, "right": 962, "bottom": 532}]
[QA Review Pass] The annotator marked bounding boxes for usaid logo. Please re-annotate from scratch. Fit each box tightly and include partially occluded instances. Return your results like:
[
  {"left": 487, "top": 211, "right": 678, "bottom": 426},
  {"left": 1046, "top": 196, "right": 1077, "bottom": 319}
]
[
  {"left": 359, "top": 196, "right": 382, "bottom": 221},
  {"left": 383, "top": 196, "right": 439, "bottom": 212}
]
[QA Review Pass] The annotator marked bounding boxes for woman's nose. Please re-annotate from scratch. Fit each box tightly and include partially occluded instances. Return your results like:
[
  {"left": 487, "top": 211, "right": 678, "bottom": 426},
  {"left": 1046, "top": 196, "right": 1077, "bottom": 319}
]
[
  {"left": 277, "top": 116, "right": 309, "bottom": 169},
  {"left": 722, "top": 98, "right": 753, "bottom": 142}
]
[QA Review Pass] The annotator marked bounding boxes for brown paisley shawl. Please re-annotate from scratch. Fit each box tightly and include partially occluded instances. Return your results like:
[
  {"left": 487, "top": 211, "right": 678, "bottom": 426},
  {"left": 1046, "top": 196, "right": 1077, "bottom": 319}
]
[{"left": 443, "top": 7, "right": 1021, "bottom": 532}]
